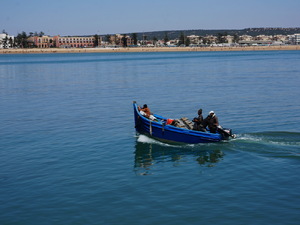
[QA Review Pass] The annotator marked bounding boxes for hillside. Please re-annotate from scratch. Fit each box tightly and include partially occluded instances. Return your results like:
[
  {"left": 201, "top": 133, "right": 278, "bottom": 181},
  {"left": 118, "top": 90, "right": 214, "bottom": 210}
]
[{"left": 128, "top": 27, "right": 300, "bottom": 40}]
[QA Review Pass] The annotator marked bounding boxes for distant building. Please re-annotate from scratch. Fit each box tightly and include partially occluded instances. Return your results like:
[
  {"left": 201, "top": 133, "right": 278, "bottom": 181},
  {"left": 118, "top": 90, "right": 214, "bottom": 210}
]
[
  {"left": 187, "top": 35, "right": 200, "bottom": 44},
  {"left": 255, "top": 35, "right": 272, "bottom": 41},
  {"left": 27, "top": 35, "right": 100, "bottom": 48},
  {"left": 27, "top": 35, "right": 54, "bottom": 48},
  {"left": 0, "top": 33, "right": 14, "bottom": 48},
  {"left": 239, "top": 35, "right": 253, "bottom": 41},
  {"left": 105, "top": 34, "right": 133, "bottom": 47},
  {"left": 206, "top": 35, "right": 218, "bottom": 44},
  {"left": 224, "top": 35, "right": 234, "bottom": 44},
  {"left": 273, "top": 35, "right": 288, "bottom": 42},
  {"left": 53, "top": 35, "right": 97, "bottom": 48},
  {"left": 289, "top": 34, "right": 300, "bottom": 45}
]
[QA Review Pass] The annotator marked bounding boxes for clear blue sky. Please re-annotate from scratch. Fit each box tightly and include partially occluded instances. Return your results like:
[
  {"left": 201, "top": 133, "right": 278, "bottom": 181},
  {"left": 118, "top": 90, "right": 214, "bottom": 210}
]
[{"left": 1, "top": 0, "right": 300, "bottom": 36}]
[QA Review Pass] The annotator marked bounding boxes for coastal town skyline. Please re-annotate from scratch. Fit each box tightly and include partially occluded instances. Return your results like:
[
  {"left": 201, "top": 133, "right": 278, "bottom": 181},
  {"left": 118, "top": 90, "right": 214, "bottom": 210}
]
[{"left": 2, "top": 0, "right": 300, "bottom": 36}]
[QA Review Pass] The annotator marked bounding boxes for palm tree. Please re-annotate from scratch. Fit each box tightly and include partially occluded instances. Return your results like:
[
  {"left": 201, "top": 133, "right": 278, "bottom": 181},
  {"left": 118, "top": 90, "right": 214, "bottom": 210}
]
[
  {"left": 178, "top": 32, "right": 185, "bottom": 46},
  {"left": 131, "top": 33, "right": 138, "bottom": 45},
  {"left": 93, "top": 34, "right": 99, "bottom": 47},
  {"left": 105, "top": 35, "right": 111, "bottom": 44},
  {"left": 122, "top": 34, "right": 128, "bottom": 47},
  {"left": 164, "top": 32, "right": 169, "bottom": 45}
]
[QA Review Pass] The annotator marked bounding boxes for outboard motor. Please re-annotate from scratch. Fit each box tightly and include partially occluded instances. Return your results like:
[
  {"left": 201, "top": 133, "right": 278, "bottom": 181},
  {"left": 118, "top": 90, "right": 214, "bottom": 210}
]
[{"left": 217, "top": 126, "right": 236, "bottom": 139}]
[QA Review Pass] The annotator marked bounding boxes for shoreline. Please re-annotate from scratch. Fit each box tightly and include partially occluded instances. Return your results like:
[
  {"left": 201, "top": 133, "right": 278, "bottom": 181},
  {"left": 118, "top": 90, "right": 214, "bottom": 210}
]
[{"left": 0, "top": 45, "right": 299, "bottom": 54}]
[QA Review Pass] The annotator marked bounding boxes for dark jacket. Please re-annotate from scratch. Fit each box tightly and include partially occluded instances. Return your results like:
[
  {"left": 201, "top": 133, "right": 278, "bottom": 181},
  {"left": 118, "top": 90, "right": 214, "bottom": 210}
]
[
  {"left": 205, "top": 115, "right": 219, "bottom": 133},
  {"left": 193, "top": 115, "right": 205, "bottom": 131},
  {"left": 207, "top": 115, "right": 219, "bottom": 127}
]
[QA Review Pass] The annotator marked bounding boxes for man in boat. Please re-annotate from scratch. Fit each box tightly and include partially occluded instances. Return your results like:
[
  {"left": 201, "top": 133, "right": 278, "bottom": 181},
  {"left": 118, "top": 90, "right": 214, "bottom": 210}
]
[
  {"left": 138, "top": 104, "right": 151, "bottom": 117},
  {"left": 192, "top": 109, "right": 206, "bottom": 132},
  {"left": 138, "top": 104, "right": 156, "bottom": 120},
  {"left": 205, "top": 111, "right": 219, "bottom": 133}
]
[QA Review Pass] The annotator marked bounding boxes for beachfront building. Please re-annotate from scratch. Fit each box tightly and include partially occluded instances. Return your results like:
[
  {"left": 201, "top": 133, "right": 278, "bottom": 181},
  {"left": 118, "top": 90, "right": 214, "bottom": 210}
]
[
  {"left": 273, "top": 35, "right": 288, "bottom": 42},
  {"left": 27, "top": 35, "right": 100, "bottom": 48},
  {"left": 255, "top": 35, "right": 273, "bottom": 42},
  {"left": 289, "top": 34, "right": 300, "bottom": 45},
  {"left": 53, "top": 35, "right": 98, "bottom": 48},
  {"left": 239, "top": 35, "right": 253, "bottom": 41},
  {"left": 187, "top": 35, "right": 200, "bottom": 44},
  {"left": 27, "top": 35, "right": 54, "bottom": 48},
  {"left": 0, "top": 33, "right": 14, "bottom": 48},
  {"left": 105, "top": 34, "right": 133, "bottom": 47},
  {"left": 206, "top": 35, "right": 218, "bottom": 44},
  {"left": 155, "top": 40, "right": 166, "bottom": 47},
  {"left": 224, "top": 35, "right": 234, "bottom": 44}
]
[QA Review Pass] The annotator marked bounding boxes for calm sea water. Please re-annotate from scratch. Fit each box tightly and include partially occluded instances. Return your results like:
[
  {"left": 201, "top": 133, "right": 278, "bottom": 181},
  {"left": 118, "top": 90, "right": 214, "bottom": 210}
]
[{"left": 0, "top": 50, "right": 300, "bottom": 225}]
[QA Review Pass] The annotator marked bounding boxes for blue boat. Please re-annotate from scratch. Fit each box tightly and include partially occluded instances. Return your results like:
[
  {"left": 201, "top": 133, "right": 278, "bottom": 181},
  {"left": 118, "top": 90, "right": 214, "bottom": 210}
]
[{"left": 133, "top": 101, "right": 235, "bottom": 144}]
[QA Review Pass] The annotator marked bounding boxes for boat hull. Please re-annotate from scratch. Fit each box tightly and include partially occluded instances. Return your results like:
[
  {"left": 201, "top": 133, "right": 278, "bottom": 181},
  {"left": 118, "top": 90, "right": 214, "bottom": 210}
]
[{"left": 133, "top": 102, "right": 225, "bottom": 144}]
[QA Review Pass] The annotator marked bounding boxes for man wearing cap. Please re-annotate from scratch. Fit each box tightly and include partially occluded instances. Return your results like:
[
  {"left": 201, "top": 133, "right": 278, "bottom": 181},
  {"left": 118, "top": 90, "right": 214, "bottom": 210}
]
[{"left": 205, "top": 111, "right": 219, "bottom": 133}]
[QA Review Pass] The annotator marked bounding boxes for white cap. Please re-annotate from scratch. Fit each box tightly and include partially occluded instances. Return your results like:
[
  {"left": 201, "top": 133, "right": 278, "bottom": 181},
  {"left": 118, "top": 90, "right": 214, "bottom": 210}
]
[{"left": 209, "top": 111, "right": 214, "bottom": 114}]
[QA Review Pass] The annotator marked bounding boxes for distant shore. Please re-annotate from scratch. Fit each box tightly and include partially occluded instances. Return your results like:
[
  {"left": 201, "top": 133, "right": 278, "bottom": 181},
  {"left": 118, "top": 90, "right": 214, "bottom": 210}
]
[{"left": 0, "top": 45, "right": 299, "bottom": 54}]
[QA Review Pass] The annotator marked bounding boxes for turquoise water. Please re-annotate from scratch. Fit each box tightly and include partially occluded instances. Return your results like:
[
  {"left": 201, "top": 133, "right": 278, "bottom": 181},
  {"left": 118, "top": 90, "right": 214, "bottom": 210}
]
[{"left": 0, "top": 51, "right": 300, "bottom": 225}]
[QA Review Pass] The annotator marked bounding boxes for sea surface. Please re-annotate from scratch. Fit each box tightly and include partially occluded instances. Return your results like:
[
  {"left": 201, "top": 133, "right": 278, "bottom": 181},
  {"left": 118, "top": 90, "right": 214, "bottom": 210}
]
[{"left": 0, "top": 50, "right": 300, "bottom": 225}]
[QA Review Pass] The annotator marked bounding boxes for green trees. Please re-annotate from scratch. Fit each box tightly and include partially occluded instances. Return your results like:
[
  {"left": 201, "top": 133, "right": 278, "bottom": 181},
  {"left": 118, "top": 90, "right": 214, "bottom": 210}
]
[
  {"left": 177, "top": 32, "right": 190, "bottom": 46},
  {"left": 9, "top": 37, "right": 13, "bottom": 48},
  {"left": 164, "top": 32, "right": 169, "bottom": 45},
  {"left": 93, "top": 34, "right": 99, "bottom": 47},
  {"left": 105, "top": 35, "right": 112, "bottom": 44},
  {"left": 152, "top": 36, "right": 158, "bottom": 46},
  {"left": 178, "top": 32, "right": 185, "bottom": 46},
  {"left": 131, "top": 33, "right": 138, "bottom": 45},
  {"left": 122, "top": 34, "right": 127, "bottom": 47},
  {"left": 217, "top": 32, "right": 228, "bottom": 44},
  {"left": 13, "top": 31, "right": 46, "bottom": 48},
  {"left": 15, "top": 31, "right": 29, "bottom": 48},
  {"left": 185, "top": 37, "right": 190, "bottom": 46},
  {"left": 142, "top": 34, "right": 147, "bottom": 46},
  {"left": 233, "top": 34, "right": 239, "bottom": 43}
]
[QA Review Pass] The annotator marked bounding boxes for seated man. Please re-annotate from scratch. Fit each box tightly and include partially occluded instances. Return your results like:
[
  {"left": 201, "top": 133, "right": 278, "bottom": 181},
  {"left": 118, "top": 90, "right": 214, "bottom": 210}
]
[
  {"left": 138, "top": 104, "right": 156, "bottom": 120},
  {"left": 192, "top": 109, "right": 206, "bottom": 132},
  {"left": 205, "top": 111, "right": 219, "bottom": 133},
  {"left": 138, "top": 104, "right": 151, "bottom": 117}
]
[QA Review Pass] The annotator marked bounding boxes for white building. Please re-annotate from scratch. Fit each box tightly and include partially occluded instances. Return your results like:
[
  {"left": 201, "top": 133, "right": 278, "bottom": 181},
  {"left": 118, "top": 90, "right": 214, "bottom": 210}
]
[
  {"left": 224, "top": 35, "right": 234, "bottom": 44},
  {"left": 0, "top": 33, "right": 14, "bottom": 48},
  {"left": 187, "top": 35, "right": 200, "bottom": 44},
  {"left": 289, "top": 34, "right": 300, "bottom": 45},
  {"left": 239, "top": 35, "right": 253, "bottom": 41}
]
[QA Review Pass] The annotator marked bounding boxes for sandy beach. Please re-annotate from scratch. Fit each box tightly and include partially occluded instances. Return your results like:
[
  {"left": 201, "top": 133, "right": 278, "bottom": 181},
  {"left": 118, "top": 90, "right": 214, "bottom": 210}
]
[{"left": 0, "top": 45, "right": 299, "bottom": 54}]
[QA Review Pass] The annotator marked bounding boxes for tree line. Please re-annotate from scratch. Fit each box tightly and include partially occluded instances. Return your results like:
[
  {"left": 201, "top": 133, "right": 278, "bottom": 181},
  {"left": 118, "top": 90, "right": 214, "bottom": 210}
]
[{"left": 103, "top": 31, "right": 239, "bottom": 47}]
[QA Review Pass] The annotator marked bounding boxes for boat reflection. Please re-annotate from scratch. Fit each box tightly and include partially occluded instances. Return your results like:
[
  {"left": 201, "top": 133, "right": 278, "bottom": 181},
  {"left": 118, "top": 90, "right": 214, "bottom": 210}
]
[{"left": 134, "top": 136, "right": 225, "bottom": 175}]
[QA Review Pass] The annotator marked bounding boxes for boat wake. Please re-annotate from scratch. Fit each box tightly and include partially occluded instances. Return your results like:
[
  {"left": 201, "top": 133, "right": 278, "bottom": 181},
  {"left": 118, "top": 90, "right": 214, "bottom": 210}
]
[
  {"left": 137, "top": 134, "right": 161, "bottom": 145},
  {"left": 233, "top": 131, "right": 300, "bottom": 147},
  {"left": 230, "top": 131, "right": 300, "bottom": 159},
  {"left": 135, "top": 131, "right": 300, "bottom": 159},
  {"left": 136, "top": 134, "right": 191, "bottom": 148}
]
